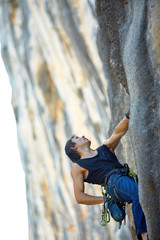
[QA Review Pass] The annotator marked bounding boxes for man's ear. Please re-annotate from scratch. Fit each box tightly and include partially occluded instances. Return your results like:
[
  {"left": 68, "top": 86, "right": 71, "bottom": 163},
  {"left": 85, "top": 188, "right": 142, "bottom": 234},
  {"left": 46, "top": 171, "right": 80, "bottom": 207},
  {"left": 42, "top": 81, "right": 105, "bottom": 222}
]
[{"left": 71, "top": 145, "right": 78, "bottom": 150}]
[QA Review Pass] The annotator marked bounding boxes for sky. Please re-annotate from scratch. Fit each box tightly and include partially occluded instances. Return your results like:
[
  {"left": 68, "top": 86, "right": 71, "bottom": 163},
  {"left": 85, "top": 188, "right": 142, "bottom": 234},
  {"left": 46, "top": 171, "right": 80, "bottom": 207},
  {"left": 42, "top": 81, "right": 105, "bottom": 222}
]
[{"left": 0, "top": 52, "right": 29, "bottom": 239}]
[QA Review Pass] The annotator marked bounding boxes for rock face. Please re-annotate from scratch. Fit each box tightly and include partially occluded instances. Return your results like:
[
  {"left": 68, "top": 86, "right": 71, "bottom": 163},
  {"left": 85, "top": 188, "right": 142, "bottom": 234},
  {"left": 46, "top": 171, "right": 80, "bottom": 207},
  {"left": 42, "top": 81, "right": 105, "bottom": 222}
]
[
  {"left": 96, "top": 1, "right": 160, "bottom": 239},
  {"left": 0, "top": 0, "right": 159, "bottom": 240}
]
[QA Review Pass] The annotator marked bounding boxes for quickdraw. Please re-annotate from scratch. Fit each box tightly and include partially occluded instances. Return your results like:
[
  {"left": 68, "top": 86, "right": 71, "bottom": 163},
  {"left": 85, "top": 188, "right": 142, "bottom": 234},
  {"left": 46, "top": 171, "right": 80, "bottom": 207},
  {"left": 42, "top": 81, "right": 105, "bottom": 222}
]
[
  {"left": 128, "top": 167, "right": 138, "bottom": 184},
  {"left": 100, "top": 185, "right": 111, "bottom": 226}
]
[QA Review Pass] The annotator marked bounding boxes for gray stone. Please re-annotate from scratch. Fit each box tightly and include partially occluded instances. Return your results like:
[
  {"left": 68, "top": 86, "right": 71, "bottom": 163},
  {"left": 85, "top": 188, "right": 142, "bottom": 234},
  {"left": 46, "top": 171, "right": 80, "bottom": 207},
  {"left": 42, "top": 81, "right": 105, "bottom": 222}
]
[{"left": 96, "top": 1, "right": 160, "bottom": 239}]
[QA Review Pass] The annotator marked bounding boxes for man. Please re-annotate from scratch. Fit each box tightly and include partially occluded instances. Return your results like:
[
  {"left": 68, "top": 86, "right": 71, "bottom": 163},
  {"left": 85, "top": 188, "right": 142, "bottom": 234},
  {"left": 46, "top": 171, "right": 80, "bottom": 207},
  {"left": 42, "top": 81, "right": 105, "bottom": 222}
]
[{"left": 65, "top": 114, "right": 148, "bottom": 240}]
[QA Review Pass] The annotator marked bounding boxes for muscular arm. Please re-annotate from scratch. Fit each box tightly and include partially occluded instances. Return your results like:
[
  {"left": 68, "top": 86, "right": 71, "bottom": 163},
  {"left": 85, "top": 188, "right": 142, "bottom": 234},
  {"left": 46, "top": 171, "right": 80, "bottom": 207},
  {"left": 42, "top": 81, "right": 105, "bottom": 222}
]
[
  {"left": 104, "top": 117, "right": 129, "bottom": 152},
  {"left": 71, "top": 164, "right": 103, "bottom": 205}
]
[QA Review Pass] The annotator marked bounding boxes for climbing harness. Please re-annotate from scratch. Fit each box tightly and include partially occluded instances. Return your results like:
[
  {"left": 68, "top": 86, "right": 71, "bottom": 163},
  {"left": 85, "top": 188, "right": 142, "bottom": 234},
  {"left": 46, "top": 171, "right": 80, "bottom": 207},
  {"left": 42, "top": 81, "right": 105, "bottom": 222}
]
[
  {"left": 100, "top": 164, "right": 138, "bottom": 228},
  {"left": 100, "top": 183, "right": 126, "bottom": 229}
]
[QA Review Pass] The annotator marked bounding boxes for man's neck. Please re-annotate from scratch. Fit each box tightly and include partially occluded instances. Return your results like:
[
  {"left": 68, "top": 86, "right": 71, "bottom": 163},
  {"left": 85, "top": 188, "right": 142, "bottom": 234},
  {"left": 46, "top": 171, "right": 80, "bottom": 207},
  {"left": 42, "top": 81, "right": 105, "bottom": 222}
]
[{"left": 80, "top": 148, "right": 98, "bottom": 159}]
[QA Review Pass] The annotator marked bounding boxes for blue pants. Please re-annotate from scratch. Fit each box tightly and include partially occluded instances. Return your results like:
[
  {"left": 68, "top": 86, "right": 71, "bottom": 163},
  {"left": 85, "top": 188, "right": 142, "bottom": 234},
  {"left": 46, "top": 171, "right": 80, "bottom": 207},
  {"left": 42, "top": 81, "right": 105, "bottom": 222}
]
[{"left": 107, "top": 173, "right": 147, "bottom": 237}]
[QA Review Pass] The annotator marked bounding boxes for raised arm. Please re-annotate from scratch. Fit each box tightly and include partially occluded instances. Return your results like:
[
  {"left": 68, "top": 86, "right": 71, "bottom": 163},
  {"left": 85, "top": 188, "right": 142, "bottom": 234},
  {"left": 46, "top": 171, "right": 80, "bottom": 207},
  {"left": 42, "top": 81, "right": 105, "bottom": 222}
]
[
  {"left": 104, "top": 117, "right": 129, "bottom": 153},
  {"left": 71, "top": 163, "right": 103, "bottom": 205}
]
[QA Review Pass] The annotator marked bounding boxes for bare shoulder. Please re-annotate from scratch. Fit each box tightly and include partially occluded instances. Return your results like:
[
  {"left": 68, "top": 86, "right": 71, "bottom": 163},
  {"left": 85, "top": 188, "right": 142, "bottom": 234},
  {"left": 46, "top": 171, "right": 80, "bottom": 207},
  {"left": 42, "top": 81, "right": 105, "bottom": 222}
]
[{"left": 71, "top": 163, "right": 83, "bottom": 178}]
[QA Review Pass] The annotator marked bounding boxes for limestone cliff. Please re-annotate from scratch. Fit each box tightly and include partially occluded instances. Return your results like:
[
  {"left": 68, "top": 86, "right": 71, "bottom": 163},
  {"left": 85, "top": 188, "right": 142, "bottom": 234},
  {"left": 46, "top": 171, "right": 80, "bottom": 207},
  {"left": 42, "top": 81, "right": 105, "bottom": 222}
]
[
  {"left": 0, "top": 0, "right": 159, "bottom": 240},
  {"left": 96, "top": 1, "right": 160, "bottom": 239}
]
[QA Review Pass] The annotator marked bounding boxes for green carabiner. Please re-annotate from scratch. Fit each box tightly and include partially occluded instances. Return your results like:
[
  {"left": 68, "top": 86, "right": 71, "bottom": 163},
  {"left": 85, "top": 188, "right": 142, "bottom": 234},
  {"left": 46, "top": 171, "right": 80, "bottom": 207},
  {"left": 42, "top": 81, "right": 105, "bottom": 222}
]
[{"left": 100, "top": 208, "right": 110, "bottom": 226}]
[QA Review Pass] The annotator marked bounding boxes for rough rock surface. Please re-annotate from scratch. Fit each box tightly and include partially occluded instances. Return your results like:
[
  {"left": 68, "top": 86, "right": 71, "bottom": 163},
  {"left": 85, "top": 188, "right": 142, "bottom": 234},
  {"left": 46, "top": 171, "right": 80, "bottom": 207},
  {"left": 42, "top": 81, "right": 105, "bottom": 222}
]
[
  {"left": 96, "top": 1, "right": 160, "bottom": 239},
  {"left": 0, "top": 0, "right": 159, "bottom": 240}
]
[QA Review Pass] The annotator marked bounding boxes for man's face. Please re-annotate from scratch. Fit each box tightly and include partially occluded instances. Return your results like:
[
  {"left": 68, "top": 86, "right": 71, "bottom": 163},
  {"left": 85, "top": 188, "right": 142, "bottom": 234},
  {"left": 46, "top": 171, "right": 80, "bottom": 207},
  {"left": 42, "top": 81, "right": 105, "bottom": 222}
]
[{"left": 71, "top": 135, "right": 91, "bottom": 148}]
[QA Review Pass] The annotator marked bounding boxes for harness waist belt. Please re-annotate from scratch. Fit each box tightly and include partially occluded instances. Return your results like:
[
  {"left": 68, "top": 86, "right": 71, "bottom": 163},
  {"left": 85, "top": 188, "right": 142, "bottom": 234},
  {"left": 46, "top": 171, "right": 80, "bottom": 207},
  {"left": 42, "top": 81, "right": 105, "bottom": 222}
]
[{"left": 104, "top": 167, "right": 128, "bottom": 185}]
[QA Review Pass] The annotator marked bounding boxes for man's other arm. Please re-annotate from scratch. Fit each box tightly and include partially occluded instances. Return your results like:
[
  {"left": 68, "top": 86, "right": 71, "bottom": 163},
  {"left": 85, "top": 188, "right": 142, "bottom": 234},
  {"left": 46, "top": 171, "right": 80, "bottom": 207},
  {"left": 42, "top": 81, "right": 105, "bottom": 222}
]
[
  {"left": 71, "top": 164, "right": 103, "bottom": 205},
  {"left": 104, "top": 117, "right": 129, "bottom": 153}
]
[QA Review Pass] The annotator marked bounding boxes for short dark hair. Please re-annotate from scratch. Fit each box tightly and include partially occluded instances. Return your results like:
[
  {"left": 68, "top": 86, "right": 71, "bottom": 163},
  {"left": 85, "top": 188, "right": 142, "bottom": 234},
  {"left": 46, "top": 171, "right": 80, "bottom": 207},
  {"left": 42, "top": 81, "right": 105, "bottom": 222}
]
[{"left": 65, "top": 137, "right": 81, "bottom": 163}]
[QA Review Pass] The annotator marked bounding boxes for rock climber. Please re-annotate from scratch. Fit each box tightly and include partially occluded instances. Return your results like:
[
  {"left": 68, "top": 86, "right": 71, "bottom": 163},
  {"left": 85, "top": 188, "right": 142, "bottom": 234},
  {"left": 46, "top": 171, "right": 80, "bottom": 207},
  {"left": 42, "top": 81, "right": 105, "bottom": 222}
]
[{"left": 65, "top": 112, "right": 148, "bottom": 240}]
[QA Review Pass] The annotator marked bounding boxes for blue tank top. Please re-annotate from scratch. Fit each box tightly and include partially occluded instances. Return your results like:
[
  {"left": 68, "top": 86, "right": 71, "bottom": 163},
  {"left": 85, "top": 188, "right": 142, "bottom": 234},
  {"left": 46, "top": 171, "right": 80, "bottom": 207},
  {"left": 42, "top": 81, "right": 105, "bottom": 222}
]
[{"left": 76, "top": 145, "right": 123, "bottom": 185}]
